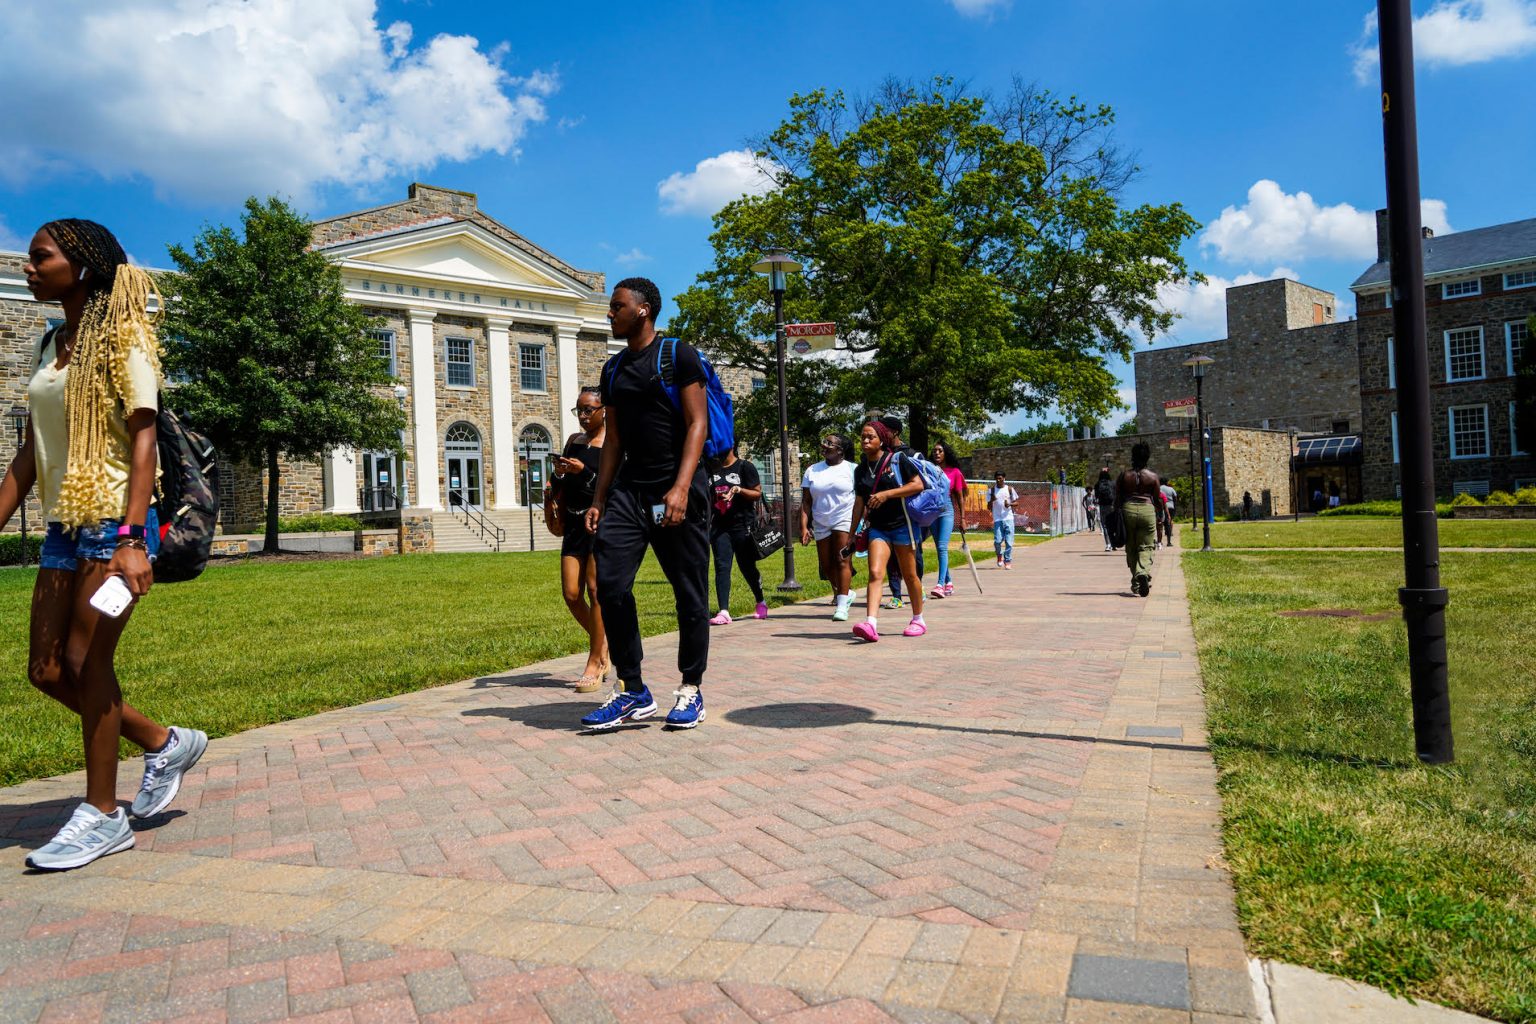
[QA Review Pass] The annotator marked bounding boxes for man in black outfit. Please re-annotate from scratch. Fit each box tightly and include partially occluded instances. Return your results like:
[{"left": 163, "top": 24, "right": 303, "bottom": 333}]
[{"left": 581, "top": 278, "right": 711, "bottom": 730}]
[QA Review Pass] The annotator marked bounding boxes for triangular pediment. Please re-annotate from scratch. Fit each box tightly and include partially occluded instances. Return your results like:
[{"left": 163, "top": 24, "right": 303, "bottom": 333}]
[{"left": 328, "top": 222, "right": 593, "bottom": 297}]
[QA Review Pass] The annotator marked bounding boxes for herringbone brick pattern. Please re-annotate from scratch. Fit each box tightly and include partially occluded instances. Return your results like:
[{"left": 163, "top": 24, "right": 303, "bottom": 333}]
[{"left": 0, "top": 534, "right": 1254, "bottom": 1021}]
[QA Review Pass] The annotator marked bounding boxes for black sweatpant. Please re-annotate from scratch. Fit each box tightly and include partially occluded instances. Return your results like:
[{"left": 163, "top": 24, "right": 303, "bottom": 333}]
[
  {"left": 711, "top": 526, "right": 765, "bottom": 611},
  {"left": 594, "top": 470, "right": 711, "bottom": 692}
]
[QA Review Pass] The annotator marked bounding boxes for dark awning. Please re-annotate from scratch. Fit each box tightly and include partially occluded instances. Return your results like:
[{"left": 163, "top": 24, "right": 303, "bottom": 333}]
[{"left": 1294, "top": 435, "right": 1363, "bottom": 466}]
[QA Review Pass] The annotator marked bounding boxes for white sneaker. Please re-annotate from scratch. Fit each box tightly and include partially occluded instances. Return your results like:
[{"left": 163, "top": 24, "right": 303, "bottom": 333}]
[{"left": 26, "top": 803, "right": 135, "bottom": 870}]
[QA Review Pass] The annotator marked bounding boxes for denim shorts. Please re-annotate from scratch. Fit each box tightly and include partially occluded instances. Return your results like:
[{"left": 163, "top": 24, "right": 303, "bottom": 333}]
[
  {"left": 865, "top": 520, "right": 915, "bottom": 548},
  {"left": 40, "top": 508, "right": 160, "bottom": 572}
]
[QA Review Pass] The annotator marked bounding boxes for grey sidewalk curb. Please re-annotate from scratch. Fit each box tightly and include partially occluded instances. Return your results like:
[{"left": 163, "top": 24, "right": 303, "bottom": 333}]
[{"left": 1251, "top": 959, "right": 1498, "bottom": 1023}]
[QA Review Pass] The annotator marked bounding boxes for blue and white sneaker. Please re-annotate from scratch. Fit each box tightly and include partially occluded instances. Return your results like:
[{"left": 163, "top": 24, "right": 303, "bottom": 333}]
[
  {"left": 580, "top": 687, "right": 657, "bottom": 731},
  {"left": 129, "top": 726, "right": 208, "bottom": 819},
  {"left": 665, "top": 687, "right": 706, "bottom": 729},
  {"left": 26, "top": 803, "right": 135, "bottom": 871}
]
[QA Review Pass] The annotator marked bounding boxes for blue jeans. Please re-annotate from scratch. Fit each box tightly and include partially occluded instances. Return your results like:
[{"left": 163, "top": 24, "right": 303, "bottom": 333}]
[
  {"left": 993, "top": 516, "right": 1014, "bottom": 563},
  {"left": 40, "top": 509, "right": 161, "bottom": 572},
  {"left": 923, "top": 511, "right": 954, "bottom": 585}
]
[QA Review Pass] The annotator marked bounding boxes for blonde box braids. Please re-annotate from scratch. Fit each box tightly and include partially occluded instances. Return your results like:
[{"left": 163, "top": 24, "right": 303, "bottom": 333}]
[{"left": 43, "top": 219, "right": 164, "bottom": 530}]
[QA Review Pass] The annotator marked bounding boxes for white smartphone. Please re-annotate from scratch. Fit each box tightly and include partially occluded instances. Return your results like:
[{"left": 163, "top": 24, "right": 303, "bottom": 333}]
[
  {"left": 88, "top": 575, "right": 134, "bottom": 618},
  {"left": 650, "top": 503, "right": 667, "bottom": 525}
]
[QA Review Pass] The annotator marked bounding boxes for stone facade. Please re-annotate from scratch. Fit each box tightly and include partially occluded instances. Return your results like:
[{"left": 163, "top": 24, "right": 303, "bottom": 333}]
[
  {"left": 0, "top": 253, "right": 51, "bottom": 533},
  {"left": 1354, "top": 270, "right": 1536, "bottom": 500},
  {"left": 1134, "top": 279, "right": 1360, "bottom": 436},
  {"left": 975, "top": 426, "right": 1298, "bottom": 516}
]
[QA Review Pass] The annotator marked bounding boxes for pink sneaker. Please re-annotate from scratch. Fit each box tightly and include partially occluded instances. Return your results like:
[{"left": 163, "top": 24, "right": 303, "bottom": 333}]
[
  {"left": 754, "top": 602, "right": 768, "bottom": 619},
  {"left": 851, "top": 621, "right": 879, "bottom": 643},
  {"left": 929, "top": 585, "right": 947, "bottom": 599},
  {"left": 943, "top": 583, "right": 955, "bottom": 597},
  {"left": 709, "top": 610, "right": 732, "bottom": 626},
  {"left": 902, "top": 619, "right": 927, "bottom": 637}
]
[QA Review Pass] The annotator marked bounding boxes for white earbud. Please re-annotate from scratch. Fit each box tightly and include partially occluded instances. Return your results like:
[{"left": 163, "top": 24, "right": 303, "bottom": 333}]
[{"left": 78, "top": 267, "right": 88, "bottom": 282}]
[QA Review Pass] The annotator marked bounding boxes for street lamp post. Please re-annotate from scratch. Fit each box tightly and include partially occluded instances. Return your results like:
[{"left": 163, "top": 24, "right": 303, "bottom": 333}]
[
  {"left": 1183, "top": 355, "right": 1215, "bottom": 551},
  {"left": 7, "top": 405, "right": 29, "bottom": 566},
  {"left": 1379, "top": 0, "right": 1452, "bottom": 763},
  {"left": 752, "top": 247, "right": 803, "bottom": 591}
]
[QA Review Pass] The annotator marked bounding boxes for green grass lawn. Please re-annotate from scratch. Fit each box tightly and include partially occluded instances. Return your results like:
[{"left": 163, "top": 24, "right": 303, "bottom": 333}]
[
  {"left": 1179, "top": 516, "right": 1536, "bottom": 550},
  {"left": 0, "top": 545, "right": 841, "bottom": 786},
  {"left": 1185, "top": 549, "right": 1536, "bottom": 1022}
]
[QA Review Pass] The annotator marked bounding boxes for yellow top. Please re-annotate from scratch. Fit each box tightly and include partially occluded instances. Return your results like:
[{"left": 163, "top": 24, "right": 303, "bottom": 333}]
[{"left": 29, "top": 326, "right": 160, "bottom": 524}]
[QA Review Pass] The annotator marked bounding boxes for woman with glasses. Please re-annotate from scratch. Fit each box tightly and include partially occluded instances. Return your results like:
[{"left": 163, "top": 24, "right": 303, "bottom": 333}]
[
  {"left": 546, "top": 388, "right": 609, "bottom": 691},
  {"left": 799, "top": 433, "right": 857, "bottom": 620}
]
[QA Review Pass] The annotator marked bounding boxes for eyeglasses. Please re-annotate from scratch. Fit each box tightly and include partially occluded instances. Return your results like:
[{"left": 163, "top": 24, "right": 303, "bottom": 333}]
[{"left": 572, "top": 406, "right": 602, "bottom": 416}]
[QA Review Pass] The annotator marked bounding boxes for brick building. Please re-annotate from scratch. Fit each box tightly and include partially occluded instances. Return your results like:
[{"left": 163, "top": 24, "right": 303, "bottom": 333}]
[
  {"left": 1, "top": 185, "right": 793, "bottom": 549},
  {"left": 1352, "top": 210, "right": 1536, "bottom": 500}
]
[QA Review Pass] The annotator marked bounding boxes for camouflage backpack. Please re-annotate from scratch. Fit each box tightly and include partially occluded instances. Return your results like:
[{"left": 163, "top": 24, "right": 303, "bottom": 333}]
[{"left": 153, "top": 402, "right": 219, "bottom": 583}]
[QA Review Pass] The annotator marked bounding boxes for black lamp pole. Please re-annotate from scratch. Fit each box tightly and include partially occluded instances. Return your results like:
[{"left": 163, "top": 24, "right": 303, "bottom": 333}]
[
  {"left": 753, "top": 248, "right": 803, "bottom": 592},
  {"left": 1379, "top": 0, "right": 1452, "bottom": 763},
  {"left": 1184, "top": 356, "right": 1215, "bottom": 551}
]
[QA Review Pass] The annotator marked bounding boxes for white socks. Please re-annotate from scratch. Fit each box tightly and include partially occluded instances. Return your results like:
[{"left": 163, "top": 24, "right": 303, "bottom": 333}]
[
  {"left": 834, "top": 593, "right": 852, "bottom": 610},
  {"left": 866, "top": 617, "right": 878, "bottom": 631}
]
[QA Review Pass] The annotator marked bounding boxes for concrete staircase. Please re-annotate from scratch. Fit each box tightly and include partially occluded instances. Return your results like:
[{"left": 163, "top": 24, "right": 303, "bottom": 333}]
[{"left": 430, "top": 507, "right": 562, "bottom": 554}]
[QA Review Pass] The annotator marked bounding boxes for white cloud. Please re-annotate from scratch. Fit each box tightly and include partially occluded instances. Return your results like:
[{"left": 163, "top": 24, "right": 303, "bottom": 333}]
[
  {"left": 657, "top": 149, "right": 778, "bottom": 217},
  {"left": 0, "top": 1, "right": 555, "bottom": 203},
  {"left": 0, "top": 216, "right": 23, "bottom": 252},
  {"left": 613, "top": 248, "right": 650, "bottom": 266},
  {"left": 1155, "top": 266, "right": 1301, "bottom": 342},
  {"left": 949, "top": 0, "right": 1011, "bottom": 16},
  {"left": 1199, "top": 180, "right": 1451, "bottom": 265},
  {"left": 1351, "top": 0, "right": 1536, "bottom": 81}
]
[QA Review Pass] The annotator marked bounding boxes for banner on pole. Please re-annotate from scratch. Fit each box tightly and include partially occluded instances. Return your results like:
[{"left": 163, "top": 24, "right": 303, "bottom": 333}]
[
  {"left": 1163, "top": 397, "right": 1198, "bottom": 418},
  {"left": 785, "top": 322, "right": 837, "bottom": 354}
]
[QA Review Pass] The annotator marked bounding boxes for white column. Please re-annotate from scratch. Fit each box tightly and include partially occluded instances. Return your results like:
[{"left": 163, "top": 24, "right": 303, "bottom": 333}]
[
  {"left": 486, "top": 317, "right": 519, "bottom": 509},
  {"left": 407, "top": 308, "right": 441, "bottom": 510},
  {"left": 556, "top": 323, "right": 581, "bottom": 444},
  {"left": 324, "top": 448, "right": 360, "bottom": 512}
]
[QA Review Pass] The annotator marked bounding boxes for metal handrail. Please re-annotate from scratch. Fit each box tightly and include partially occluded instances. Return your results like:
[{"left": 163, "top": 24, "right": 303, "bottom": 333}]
[
  {"left": 358, "top": 485, "right": 400, "bottom": 513},
  {"left": 448, "top": 489, "right": 505, "bottom": 551}
]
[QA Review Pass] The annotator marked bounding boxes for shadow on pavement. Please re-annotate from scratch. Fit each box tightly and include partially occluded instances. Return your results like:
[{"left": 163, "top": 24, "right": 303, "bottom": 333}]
[
  {"left": 471, "top": 671, "right": 577, "bottom": 689},
  {"left": 722, "top": 704, "right": 877, "bottom": 728},
  {"left": 463, "top": 702, "right": 654, "bottom": 735}
]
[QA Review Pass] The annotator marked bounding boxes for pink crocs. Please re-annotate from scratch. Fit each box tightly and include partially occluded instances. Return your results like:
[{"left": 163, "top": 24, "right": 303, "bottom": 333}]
[{"left": 851, "top": 621, "right": 879, "bottom": 643}]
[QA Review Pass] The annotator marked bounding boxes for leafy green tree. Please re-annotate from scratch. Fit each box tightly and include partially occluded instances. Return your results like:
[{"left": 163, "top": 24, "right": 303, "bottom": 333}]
[
  {"left": 1115, "top": 418, "right": 1140, "bottom": 436},
  {"left": 969, "top": 421, "right": 1069, "bottom": 448},
  {"left": 670, "top": 77, "right": 1200, "bottom": 455},
  {"left": 162, "top": 197, "right": 405, "bottom": 553}
]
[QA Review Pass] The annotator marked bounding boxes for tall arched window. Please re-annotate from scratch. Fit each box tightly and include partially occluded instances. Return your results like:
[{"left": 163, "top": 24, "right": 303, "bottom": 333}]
[
  {"left": 444, "top": 422, "right": 483, "bottom": 508},
  {"left": 519, "top": 424, "right": 553, "bottom": 505}
]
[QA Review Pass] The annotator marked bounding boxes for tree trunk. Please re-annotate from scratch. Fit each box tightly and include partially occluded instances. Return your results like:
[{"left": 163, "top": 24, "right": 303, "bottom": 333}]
[
  {"left": 907, "top": 404, "right": 930, "bottom": 459},
  {"left": 264, "top": 445, "right": 281, "bottom": 554}
]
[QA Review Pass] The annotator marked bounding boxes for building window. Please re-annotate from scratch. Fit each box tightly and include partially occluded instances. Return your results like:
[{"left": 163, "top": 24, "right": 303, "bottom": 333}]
[
  {"left": 1444, "top": 326, "right": 1485, "bottom": 382},
  {"left": 1514, "top": 402, "right": 1528, "bottom": 456},
  {"left": 446, "top": 336, "right": 475, "bottom": 387},
  {"left": 519, "top": 344, "right": 546, "bottom": 391},
  {"left": 1504, "top": 269, "right": 1536, "bottom": 290},
  {"left": 1441, "top": 278, "right": 1482, "bottom": 299},
  {"left": 1452, "top": 479, "right": 1489, "bottom": 497},
  {"left": 751, "top": 377, "right": 767, "bottom": 392},
  {"left": 1448, "top": 404, "right": 1489, "bottom": 459},
  {"left": 1507, "top": 320, "right": 1529, "bottom": 375},
  {"left": 371, "top": 329, "right": 396, "bottom": 377},
  {"left": 1386, "top": 337, "right": 1395, "bottom": 389},
  {"left": 1331, "top": 419, "right": 1351, "bottom": 434},
  {"left": 1391, "top": 412, "right": 1399, "bottom": 465}
]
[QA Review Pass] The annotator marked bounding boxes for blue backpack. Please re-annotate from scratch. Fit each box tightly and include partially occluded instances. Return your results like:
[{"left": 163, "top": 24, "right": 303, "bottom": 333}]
[
  {"left": 606, "top": 337, "right": 736, "bottom": 461},
  {"left": 891, "top": 451, "right": 951, "bottom": 527}
]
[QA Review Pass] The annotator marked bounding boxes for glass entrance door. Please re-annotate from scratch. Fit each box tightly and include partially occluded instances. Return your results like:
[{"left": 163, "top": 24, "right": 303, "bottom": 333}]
[
  {"left": 447, "top": 455, "right": 483, "bottom": 509},
  {"left": 361, "top": 452, "right": 398, "bottom": 511}
]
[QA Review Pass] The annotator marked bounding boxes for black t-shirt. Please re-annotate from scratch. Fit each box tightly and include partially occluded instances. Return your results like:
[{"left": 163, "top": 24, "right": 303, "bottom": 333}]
[
  {"left": 854, "top": 451, "right": 923, "bottom": 531},
  {"left": 554, "top": 436, "right": 602, "bottom": 519},
  {"left": 600, "top": 338, "right": 707, "bottom": 487},
  {"left": 709, "top": 459, "right": 760, "bottom": 533}
]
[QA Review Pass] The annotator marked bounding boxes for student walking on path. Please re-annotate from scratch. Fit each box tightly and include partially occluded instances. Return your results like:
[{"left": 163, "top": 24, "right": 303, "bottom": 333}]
[
  {"left": 924, "top": 441, "right": 967, "bottom": 598},
  {"left": 1117, "top": 442, "right": 1162, "bottom": 597},
  {"left": 582, "top": 278, "right": 711, "bottom": 731},
  {"left": 849, "top": 420, "right": 928, "bottom": 641},
  {"left": 1094, "top": 467, "right": 1117, "bottom": 551},
  {"left": 1159, "top": 478, "right": 1177, "bottom": 549},
  {"left": 880, "top": 416, "right": 925, "bottom": 608},
  {"left": 707, "top": 449, "right": 766, "bottom": 625},
  {"left": 799, "top": 433, "right": 856, "bottom": 621},
  {"left": 988, "top": 472, "right": 1017, "bottom": 568},
  {"left": 545, "top": 386, "right": 609, "bottom": 693},
  {"left": 1, "top": 220, "right": 207, "bottom": 870}
]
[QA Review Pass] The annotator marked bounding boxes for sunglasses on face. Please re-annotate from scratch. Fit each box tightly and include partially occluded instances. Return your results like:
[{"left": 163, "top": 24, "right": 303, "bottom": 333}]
[{"left": 572, "top": 406, "right": 602, "bottom": 416}]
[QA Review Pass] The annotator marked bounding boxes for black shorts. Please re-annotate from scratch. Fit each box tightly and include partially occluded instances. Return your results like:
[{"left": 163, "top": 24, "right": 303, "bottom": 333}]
[{"left": 560, "top": 514, "right": 594, "bottom": 559}]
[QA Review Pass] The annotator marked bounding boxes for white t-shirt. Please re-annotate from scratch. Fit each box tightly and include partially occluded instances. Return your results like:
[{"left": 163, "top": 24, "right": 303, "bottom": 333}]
[
  {"left": 1160, "top": 484, "right": 1176, "bottom": 510},
  {"left": 989, "top": 484, "right": 1017, "bottom": 520},
  {"left": 801, "top": 459, "right": 855, "bottom": 534}
]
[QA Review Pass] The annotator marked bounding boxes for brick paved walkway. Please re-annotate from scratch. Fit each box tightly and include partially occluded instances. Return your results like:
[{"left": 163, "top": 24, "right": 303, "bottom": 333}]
[{"left": 0, "top": 533, "right": 1255, "bottom": 1022}]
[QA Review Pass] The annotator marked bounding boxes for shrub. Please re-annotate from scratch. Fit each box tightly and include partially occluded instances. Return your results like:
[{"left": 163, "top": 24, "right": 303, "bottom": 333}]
[
  {"left": 225, "top": 513, "right": 362, "bottom": 534},
  {"left": 0, "top": 533, "right": 43, "bottom": 566},
  {"left": 1314, "top": 500, "right": 1457, "bottom": 518},
  {"left": 1516, "top": 486, "right": 1536, "bottom": 505},
  {"left": 1484, "top": 490, "right": 1517, "bottom": 506},
  {"left": 1452, "top": 492, "right": 1483, "bottom": 507}
]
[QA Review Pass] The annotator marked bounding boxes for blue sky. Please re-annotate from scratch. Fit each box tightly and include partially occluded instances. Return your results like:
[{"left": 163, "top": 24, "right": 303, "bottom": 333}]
[{"left": 4, "top": 0, "right": 1534, "bottom": 432}]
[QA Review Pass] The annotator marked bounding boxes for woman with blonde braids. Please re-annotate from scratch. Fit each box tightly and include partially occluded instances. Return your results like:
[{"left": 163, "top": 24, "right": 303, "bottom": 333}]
[{"left": 0, "top": 220, "right": 206, "bottom": 871}]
